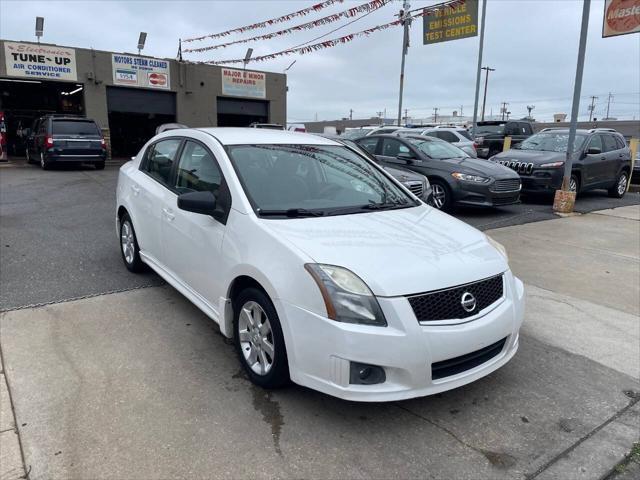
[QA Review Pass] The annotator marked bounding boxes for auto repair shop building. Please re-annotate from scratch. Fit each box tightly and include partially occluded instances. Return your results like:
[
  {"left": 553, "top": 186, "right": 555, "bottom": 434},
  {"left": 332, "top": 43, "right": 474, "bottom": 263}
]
[{"left": 0, "top": 39, "right": 287, "bottom": 158}]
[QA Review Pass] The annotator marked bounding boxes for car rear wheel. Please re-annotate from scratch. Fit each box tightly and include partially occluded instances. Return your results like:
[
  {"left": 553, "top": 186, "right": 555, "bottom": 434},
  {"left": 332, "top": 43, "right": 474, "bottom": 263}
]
[
  {"left": 430, "top": 180, "right": 452, "bottom": 211},
  {"left": 234, "top": 288, "right": 289, "bottom": 389},
  {"left": 95, "top": 161, "right": 105, "bottom": 170},
  {"left": 608, "top": 171, "right": 628, "bottom": 198},
  {"left": 26, "top": 148, "right": 33, "bottom": 164},
  {"left": 119, "top": 213, "right": 145, "bottom": 272},
  {"left": 40, "top": 152, "right": 51, "bottom": 170}
]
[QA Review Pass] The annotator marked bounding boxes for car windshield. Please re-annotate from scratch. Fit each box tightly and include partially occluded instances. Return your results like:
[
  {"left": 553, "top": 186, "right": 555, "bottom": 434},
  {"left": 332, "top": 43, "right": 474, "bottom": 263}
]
[
  {"left": 406, "top": 138, "right": 469, "bottom": 159},
  {"left": 227, "top": 144, "right": 416, "bottom": 217},
  {"left": 517, "top": 132, "right": 588, "bottom": 152},
  {"left": 475, "top": 124, "right": 505, "bottom": 134},
  {"left": 52, "top": 120, "right": 100, "bottom": 136}
]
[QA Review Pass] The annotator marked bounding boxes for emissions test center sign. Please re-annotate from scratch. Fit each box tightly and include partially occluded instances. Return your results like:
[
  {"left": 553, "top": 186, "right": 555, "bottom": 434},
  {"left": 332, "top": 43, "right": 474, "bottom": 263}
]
[
  {"left": 4, "top": 42, "right": 77, "bottom": 81},
  {"left": 423, "top": 0, "right": 478, "bottom": 44},
  {"left": 602, "top": 0, "right": 640, "bottom": 38}
]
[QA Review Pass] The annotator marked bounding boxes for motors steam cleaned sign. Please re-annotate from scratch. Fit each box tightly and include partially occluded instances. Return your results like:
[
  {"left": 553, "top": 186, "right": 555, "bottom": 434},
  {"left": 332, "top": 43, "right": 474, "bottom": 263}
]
[
  {"left": 4, "top": 42, "right": 77, "bottom": 81},
  {"left": 423, "top": 0, "right": 479, "bottom": 44},
  {"left": 112, "top": 54, "right": 170, "bottom": 89}
]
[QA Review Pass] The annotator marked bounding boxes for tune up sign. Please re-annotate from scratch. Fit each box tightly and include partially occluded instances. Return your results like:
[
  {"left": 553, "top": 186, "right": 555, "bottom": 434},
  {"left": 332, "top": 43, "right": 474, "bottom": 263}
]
[{"left": 4, "top": 42, "right": 77, "bottom": 81}]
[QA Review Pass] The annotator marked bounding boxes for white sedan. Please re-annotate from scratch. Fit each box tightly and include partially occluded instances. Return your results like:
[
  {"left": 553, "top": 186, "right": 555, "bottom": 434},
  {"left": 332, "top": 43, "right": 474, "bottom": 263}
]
[{"left": 116, "top": 128, "right": 524, "bottom": 402}]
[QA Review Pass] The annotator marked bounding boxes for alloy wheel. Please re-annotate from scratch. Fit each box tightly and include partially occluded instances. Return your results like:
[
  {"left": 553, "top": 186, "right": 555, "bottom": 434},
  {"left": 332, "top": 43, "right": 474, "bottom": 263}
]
[
  {"left": 120, "top": 220, "right": 135, "bottom": 265},
  {"left": 238, "top": 301, "right": 275, "bottom": 376},
  {"left": 432, "top": 184, "right": 446, "bottom": 209},
  {"left": 40, "top": 152, "right": 45, "bottom": 169},
  {"left": 617, "top": 174, "right": 627, "bottom": 196},
  {"left": 569, "top": 177, "right": 578, "bottom": 193}
]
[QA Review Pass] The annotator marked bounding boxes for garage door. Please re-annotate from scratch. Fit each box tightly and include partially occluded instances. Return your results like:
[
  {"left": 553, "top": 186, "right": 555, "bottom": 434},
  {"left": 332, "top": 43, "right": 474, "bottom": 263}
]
[
  {"left": 217, "top": 97, "right": 269, "bottom": 127},
  {"left": 106, "top": 87, "right": 176, "bottom": 115}
]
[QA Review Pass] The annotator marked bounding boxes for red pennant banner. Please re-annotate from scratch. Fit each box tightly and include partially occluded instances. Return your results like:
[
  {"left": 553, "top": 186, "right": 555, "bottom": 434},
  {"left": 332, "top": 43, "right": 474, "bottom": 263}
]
[
  {"left": 184, "top": 0, "right": 391, "bottom": 53},
  {"left": 183, "top": 0, "right": 344, "bottom": 43}
]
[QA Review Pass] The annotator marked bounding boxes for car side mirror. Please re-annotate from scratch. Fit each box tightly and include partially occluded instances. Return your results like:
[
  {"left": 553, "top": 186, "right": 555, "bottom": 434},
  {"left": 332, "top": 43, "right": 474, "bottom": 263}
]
[
  {"left": 586, "top": 147, "right": 601, "bottom": 155},
  {"left": 397, "top": 152, "right": 415, "bottom": 163},
  {"left": 177, "top": 191, "right": 221, "bottom": 219}
]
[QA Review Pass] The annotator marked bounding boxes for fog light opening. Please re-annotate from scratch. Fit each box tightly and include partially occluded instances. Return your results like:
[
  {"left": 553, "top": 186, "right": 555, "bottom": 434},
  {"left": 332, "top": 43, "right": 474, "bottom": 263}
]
[{"left": 349, "top": 362, "right": 386, "bottom": 385}]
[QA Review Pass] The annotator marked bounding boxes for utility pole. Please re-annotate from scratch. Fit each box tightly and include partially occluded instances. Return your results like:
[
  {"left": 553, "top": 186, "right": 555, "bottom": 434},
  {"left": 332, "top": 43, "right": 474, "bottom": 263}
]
[
  {"left": 349, "top": 109, "right": 353, "bottom": 121},
  {"left": 433, "top": 107, "right": 439, "bottom": 124},
  {"left": 460, "top": 105, "right": 464, "bottom": 116},
  {"left": 480, "top": 66, "right": 495, "bottom": 121},
  {"left": 605, "top": 92, "right": 613, "bottom": 119},
  {"left": 471, "top": 0, "right": 488, "bottom": 138},
  {"left": 403, "top": 108, "right": 409, "bottom": 125},
  {"left": 500, "top": 102, "right": 508, "bottom": 121},
  {"left": 396, "top": 1, "right": 412, "bottom": 126},
  {"left": 588, "top": 96, "right": 597, "bottom": 122}
]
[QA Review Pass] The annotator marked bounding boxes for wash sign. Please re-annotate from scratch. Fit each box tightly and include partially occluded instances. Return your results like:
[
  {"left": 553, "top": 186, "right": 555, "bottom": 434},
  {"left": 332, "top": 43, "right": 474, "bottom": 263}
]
[
  {"left": 423, "top": 0, "right": 479, "bottom": 44},
  {"left": 112, "top": 54, "right": 170, "bottom": 89},
  {"left": 4, "top": 42, "right": 77, "bottom": 81},
  {"left": 221, "top": 68, "right": 266, "bottom": 99}
]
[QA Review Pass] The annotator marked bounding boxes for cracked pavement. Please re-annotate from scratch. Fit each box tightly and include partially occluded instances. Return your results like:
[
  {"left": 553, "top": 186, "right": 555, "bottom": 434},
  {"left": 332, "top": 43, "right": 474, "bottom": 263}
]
[{"left": 0, "top": 165, "right": 638, "bottom": 479}]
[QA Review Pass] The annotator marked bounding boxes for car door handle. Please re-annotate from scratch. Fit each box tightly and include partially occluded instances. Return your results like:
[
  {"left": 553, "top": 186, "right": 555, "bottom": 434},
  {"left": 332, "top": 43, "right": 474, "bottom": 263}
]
[
  {"left": 162, "top": 208, "right": 175, "bottom": 221},
  {"left": 131, "top": 184, "right": 140, "bottom": 195}
]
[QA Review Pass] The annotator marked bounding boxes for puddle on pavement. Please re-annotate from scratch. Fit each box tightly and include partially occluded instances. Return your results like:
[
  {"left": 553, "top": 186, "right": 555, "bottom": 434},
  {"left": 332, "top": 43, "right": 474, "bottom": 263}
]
[{"left": 251, "top": 386, "right": 284, "bottom": 456}]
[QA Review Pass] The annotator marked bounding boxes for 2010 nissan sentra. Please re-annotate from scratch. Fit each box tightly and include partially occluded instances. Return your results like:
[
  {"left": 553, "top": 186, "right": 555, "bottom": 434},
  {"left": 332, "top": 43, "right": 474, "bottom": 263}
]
[{"left": 116, "top": 128, "right": 525, "bottom": 402}]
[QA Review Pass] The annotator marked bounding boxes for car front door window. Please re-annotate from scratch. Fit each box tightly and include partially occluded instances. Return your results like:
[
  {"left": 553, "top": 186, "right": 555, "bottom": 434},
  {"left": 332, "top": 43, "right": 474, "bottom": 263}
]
[{"left": 175, "top": 141, "right": 222, "bottom": 195}]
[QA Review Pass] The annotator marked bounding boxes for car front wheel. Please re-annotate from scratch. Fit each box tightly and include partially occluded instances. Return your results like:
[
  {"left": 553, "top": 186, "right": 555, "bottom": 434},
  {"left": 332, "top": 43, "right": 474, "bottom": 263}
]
[
  {"left": 608, "top": 171, "right": 628, "bottom": 198},
  {"left": 40, "top": 152, "right": 51, "bottom": 170},
  {"left": 430, "top": 179, "right": 452, "bottom": 211},
  {"left": 234, "top": 288, "right": 289, "bottom": 389}
]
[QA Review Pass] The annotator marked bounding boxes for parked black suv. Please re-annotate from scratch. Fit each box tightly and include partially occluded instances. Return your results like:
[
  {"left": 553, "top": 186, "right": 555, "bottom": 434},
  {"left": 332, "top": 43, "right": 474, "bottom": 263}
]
[
  {"left": 357, "top": 134, "right": 521, "bottom": 211},
  {"left": 474, "top": 120, "right": 534, "bottom": 158},
  {"left": 26, "top": 115, "right": 107, "bottom": 170},
  {"left": 490, "top": 128, "right": 632, "bottom": 198}
]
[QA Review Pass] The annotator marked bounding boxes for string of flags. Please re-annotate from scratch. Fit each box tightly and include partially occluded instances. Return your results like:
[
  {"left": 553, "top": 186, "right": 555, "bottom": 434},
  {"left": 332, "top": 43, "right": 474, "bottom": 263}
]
[
  {"left": 184, "top": 0, "right": 391, "bottom": 53},
  {"left": 183, "top": 0, "right": 344, "bottom": 42},
  {"left": 204, "top": 0, "right": 466, "bottom": 66}
]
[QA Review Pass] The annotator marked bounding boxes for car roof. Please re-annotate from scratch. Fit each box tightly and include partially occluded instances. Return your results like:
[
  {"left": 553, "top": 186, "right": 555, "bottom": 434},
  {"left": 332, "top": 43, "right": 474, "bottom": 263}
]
[
  {"left": 537, "top": 129, "right": 593, "bottom": 134},
  {"left": 367, "top": 133, "right": 440, "bottom": 141},
  {"left": 194, "top": 127, "right": 340, "bottom": 146}
]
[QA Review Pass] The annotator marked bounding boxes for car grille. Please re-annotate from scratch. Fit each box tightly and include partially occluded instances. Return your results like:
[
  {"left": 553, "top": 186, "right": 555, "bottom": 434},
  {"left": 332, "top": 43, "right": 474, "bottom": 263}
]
[
  {"left": 492, "top": 195, "right": 519, "bottom": 206},
  {"left": 404, "top": 180, "right": 424, "bottom": 197},
  {"left": 407, "top": 274, "right": 504, "bottom": 322},
  {"left": 432, "top": 337, "right": 507, "bottom": 380},
  {"left": 490, "top": 178, "right": 521, "bottom": 192},
  {"left": 496, "top": 160, "right": 534, "bottom": 175}
]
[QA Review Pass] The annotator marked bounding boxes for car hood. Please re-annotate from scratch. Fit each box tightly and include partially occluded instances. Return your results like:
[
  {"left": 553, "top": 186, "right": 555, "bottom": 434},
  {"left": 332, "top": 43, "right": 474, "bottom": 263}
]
[
  {"left": 384, "top": 165, "right": 424, "bottom": 182},
  {"left": 261, "top": 206, "right": 507, "bottom": 297},
  {"left": 440, "top": 157, "right": 518, "bottom": 178},
  {"left": 492, "top": 149, "right": 570, "bottom": 165}
]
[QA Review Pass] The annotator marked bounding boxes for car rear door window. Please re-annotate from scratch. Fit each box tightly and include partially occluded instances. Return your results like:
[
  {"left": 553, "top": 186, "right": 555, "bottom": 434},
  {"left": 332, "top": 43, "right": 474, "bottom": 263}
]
[
  {"left": 174, "top": 141, "right": 222, "bottom": 195},
  {"left": 436, "top": 131, "right": 459, "bottom": 143},
  {"left": 52, "top": 120, "right": 100, "bottom": 136},
  {"left": 602, "top": 134, "right": 619, "bottom": 152},
  {"left": 381, "top": 138, "right": 409, "bottom": 157},
  {"left": 614, "top": 136, "right": 626, "bottom": 150},
  {"left": 458, "top": 130, "right": 473, "bottom": 140},
  {"left": 357, "top": 137, "right": 379, "bottom": 154},
  {"left": 143, "top": 138, "right": 182, "bottom": 186}
]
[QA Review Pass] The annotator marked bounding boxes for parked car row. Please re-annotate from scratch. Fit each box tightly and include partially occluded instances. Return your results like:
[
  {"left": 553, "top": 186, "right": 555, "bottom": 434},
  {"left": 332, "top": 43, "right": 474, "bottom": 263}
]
[{"left": 116, "top": 127, "right": 525, "bottom": 401}]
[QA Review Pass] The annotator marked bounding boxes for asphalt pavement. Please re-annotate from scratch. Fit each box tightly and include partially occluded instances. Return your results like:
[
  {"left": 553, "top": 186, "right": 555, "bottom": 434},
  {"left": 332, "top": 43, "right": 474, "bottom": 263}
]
[{"left": 1, "top": 160, "right": 638, "bottom": 311}]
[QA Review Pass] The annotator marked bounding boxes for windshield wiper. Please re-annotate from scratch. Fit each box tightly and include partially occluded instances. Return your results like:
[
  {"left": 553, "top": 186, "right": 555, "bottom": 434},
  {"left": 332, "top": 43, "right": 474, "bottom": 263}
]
[
  {"left": 257, "top": 208, "right": 325, "bottom": 218},
  {"left": 363, "top": 199, "right": 412, "bottom": 210}
]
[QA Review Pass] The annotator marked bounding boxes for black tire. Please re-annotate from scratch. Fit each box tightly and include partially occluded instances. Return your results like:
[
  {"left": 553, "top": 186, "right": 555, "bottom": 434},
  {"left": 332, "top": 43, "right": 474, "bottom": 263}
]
[
  {"left": 430, "top": 179, "right": 453, "bottom": 211},
  {"left": 608, "top": 171, "right": 628, "bottom": 198},
  {"left": 233, "top": 287, "right": 290, "bottom": 389},
  {"left": 119, "top": 213, "right": 146, "bottom": 273},
  {"left": 40, "top": 151, "right": 51, "bottom": 170},
  {"left": 26, "top": 148, "right": 34, "bottom": 164},
  {"left": 569, "top": 173, "right": 580, "bottom": 195},
  {"left": 95, "top": 161, "right": 105, "bottom": 170}
]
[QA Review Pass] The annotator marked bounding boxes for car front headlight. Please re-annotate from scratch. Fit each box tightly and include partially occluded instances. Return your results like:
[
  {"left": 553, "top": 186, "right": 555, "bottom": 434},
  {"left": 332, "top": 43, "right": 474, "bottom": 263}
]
[
  {"left": 305, "top": 264, "right": 387, "bottom": 326},
  {"left": 487, "top": 235, "right": 509, "bottom": 262},
  {"left": 451, "top": 172, "right": 490, "bottom": 183},
  {"left": 539, "top": 161, "right": 564, "bottom": 168}
]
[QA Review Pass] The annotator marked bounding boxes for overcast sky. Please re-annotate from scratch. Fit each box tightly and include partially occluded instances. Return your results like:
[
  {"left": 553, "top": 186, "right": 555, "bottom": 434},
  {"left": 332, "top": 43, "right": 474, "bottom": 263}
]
[{"left": 1, "top": 0, "right": 639, "bottom": 123}]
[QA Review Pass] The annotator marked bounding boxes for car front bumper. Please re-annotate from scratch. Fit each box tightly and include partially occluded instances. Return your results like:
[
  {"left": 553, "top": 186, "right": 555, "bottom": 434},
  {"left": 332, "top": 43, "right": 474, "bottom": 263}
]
[
  {"left": 520, "top": 169, "right": 564, "bottom": 194},
  {"left": 278, "top": 271, "right": 525, "bottom": 402},
  {"left": 453, "top": 181, "right": 521, "bottom": 208}
]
